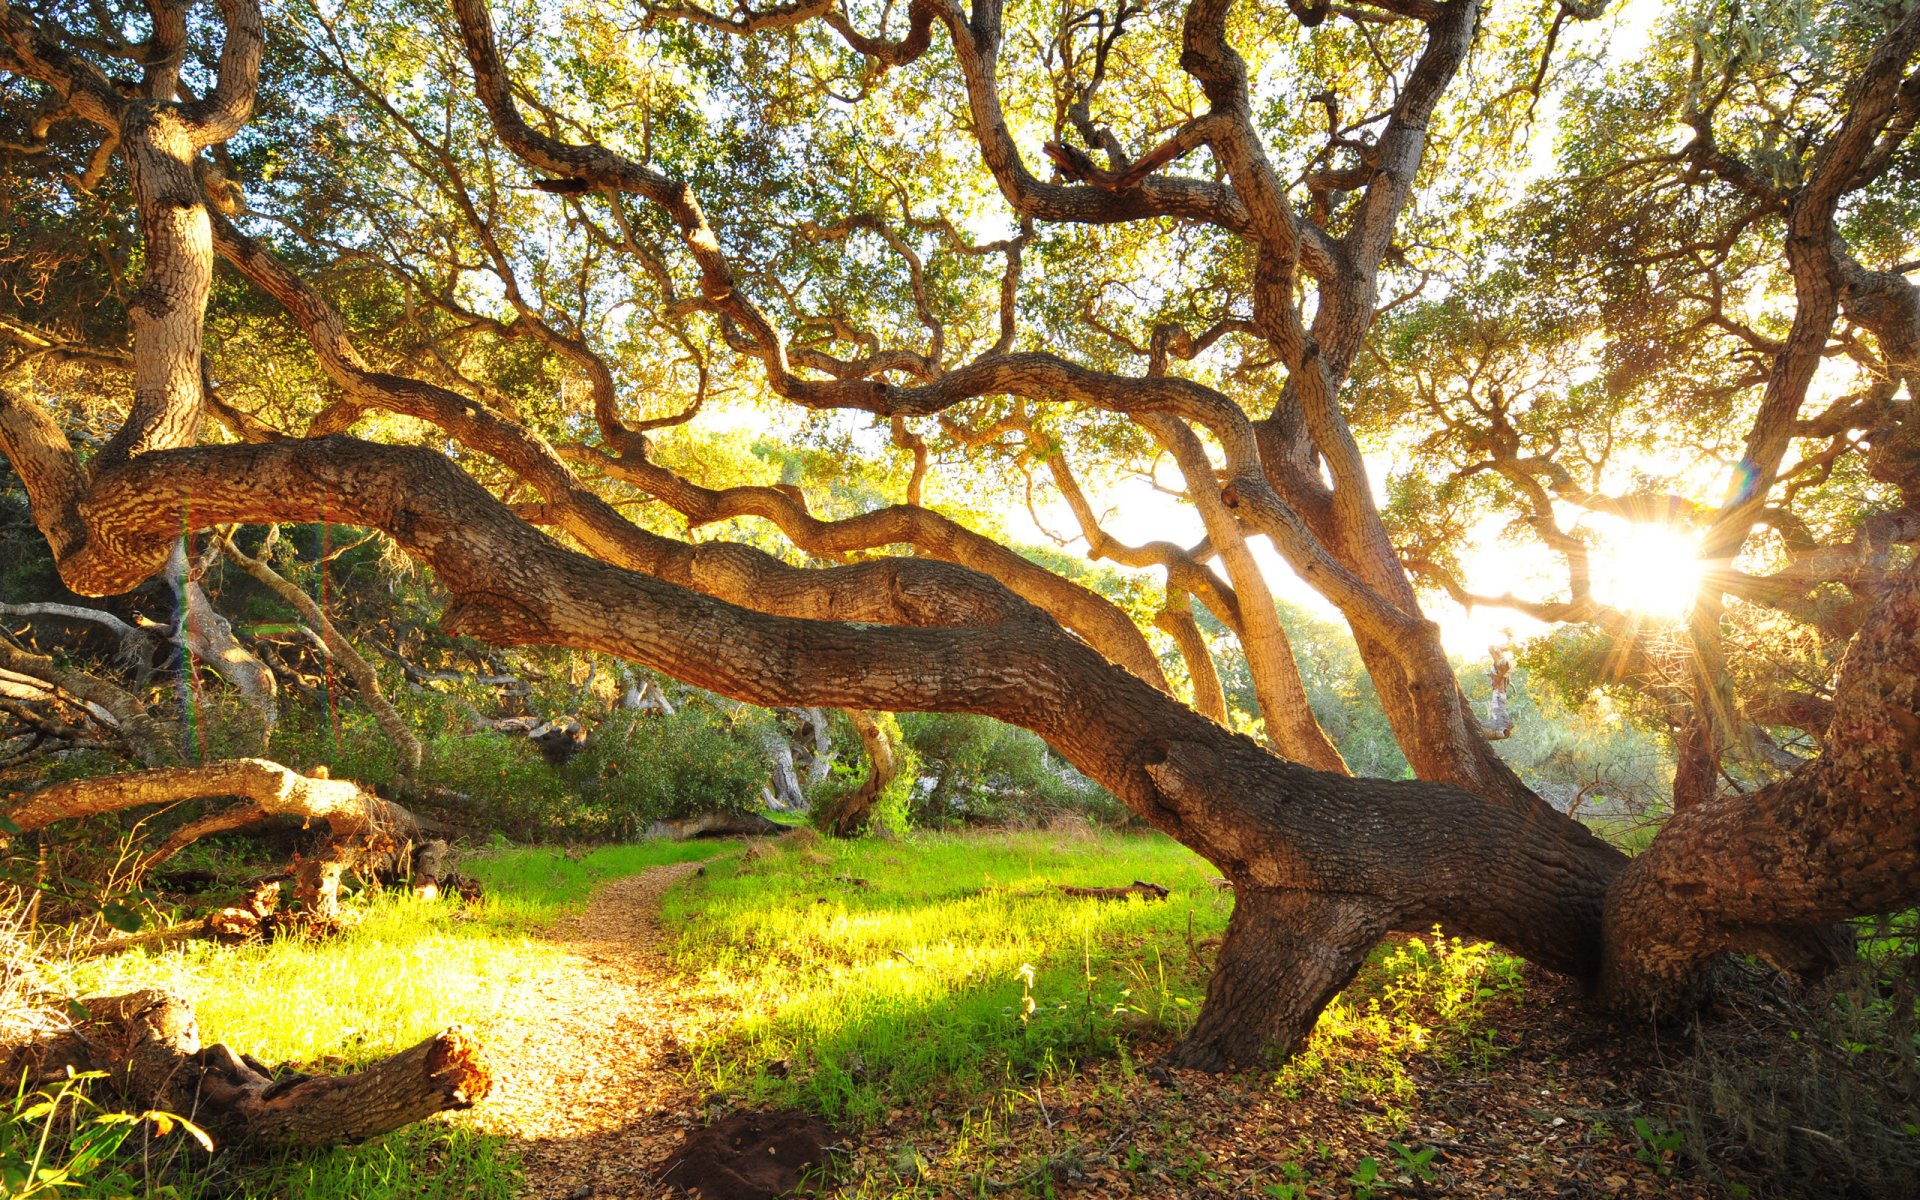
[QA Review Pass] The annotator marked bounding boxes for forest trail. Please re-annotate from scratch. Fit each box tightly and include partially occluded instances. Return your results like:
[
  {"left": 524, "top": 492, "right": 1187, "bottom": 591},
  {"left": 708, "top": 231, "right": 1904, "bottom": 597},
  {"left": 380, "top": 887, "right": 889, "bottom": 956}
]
[{"left": 474, "top": 860, "right": 725, "bottom": 1200}]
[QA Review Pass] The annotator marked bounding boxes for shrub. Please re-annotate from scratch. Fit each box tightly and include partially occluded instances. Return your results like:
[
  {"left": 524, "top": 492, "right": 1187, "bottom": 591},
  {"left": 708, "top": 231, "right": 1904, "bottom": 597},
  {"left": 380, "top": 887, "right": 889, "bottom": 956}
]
[
  {"left": 563, "top": 705, "right": 768, "bottom": 838},
  {"left": 898, "top": 713, "right": 1123, "bottom": 827},
  {"left": 1671, "top": 916, "right": 1920, "bottom": 1200}
]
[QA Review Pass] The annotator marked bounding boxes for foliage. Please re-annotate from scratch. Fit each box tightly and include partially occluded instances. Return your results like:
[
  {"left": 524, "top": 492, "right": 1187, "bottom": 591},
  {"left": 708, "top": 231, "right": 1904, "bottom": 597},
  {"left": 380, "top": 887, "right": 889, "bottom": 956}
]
[
  {"left": 897, "top": 714, "right": 1123, "bottom": 828},
  {"left": 0, "top": 1071, "right": 205, "bottom": 1199},
  {"left": 567, "top": 706, "right": 770, "bottom": 837},
  {"left": 1670, "top": 913, "right": 1920, "bottom": 1200},
  {"left": 1275, "top": 930, "right": 1527, "bottom": 1121}
]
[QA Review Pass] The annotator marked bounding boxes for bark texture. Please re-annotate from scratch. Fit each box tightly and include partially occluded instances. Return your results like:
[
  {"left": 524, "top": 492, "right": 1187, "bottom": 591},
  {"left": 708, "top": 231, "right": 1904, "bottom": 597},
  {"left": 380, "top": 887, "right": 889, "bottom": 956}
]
[
  {"left": 5, "top": 990, "right": 489, "bottom": 1148},
  {"left": 1601, "top": 562, "right": 1920, "bottom": 1014}
]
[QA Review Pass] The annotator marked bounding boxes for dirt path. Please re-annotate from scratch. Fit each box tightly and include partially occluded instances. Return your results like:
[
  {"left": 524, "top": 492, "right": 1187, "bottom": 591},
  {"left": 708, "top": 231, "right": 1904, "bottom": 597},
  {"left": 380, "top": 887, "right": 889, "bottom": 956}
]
[{"left": 474, "top": 861, "right": 726, "bottom": 1200}]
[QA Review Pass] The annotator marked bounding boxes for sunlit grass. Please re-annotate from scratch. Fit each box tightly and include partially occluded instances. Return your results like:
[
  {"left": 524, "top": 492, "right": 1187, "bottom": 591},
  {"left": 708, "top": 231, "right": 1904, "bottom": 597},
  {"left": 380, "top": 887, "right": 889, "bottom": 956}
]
[
  {"left": 668, "top": 831, "right": 1530, "bottom": 1134},
  {"left": 667, "top": 830, "right": 1231, "bottom": 1124},
  {"left": 52, "top": 838, "right": 731, "bottom": 1199},
  {"left": 1276, "top": 930, "right": 1527, "bottom": 1122}
]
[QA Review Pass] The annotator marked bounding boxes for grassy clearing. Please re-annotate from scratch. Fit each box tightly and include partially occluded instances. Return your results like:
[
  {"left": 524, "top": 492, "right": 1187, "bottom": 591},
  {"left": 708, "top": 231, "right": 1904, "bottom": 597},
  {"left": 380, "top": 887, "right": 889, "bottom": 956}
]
[
  {"left": 667, "top": 829, "right": 1230, "bottom": 1125},
  {"left": 667, "top": 829, "right": 1529, "bottom": 1138},
  {"left": 48, "top": 838, "right": 730, "bottom": 1200}
]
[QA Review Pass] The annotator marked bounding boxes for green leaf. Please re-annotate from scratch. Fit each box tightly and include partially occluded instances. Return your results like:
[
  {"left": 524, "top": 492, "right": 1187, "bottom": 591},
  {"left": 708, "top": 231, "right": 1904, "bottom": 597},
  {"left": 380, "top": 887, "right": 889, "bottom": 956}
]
[{"left": 99, "top": 903, "right": 144, "bottom": 933}]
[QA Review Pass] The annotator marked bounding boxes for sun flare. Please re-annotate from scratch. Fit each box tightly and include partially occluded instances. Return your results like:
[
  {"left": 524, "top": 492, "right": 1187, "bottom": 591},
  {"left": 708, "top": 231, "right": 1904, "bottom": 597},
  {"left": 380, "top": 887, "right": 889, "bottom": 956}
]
[{"left": 1590, "top": 521, "right": 1706, "bottom": 621}]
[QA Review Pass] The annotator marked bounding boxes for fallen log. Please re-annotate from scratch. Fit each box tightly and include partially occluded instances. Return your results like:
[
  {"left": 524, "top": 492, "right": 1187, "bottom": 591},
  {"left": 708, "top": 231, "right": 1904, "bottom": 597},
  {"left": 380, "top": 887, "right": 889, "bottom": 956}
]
[
  {"left": 1058, "top": 880, "right": 1170, "bottom": 901},
  {"left": 78, "top": 880, "right": 284, "bottom": 958},
  {"left": 4, "top": 989, "right": 489, "bottom": 1149},
  {"left": 5, "top": 759, "right": 421, "bottom": 910}
]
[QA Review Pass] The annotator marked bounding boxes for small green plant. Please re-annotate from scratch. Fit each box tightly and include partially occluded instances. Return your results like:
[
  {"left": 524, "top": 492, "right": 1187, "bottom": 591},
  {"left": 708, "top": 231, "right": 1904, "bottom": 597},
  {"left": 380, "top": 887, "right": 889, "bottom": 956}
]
[
  {"left": 1261, "top": 1159, "right": 1309, "bottom": 1198},
  {"left": 1, "top": 1070, "right": 209, "bottom": 1198},
  {"left": 1388, "top": 1140, "right": 1438, "bottom": 1184},
  {"left": 1631, "top": 1116, "right": 1684, "bottom": 1175},
  {"left": 1348, "top": 1154, "right": 1383, "bottom": 1199}
]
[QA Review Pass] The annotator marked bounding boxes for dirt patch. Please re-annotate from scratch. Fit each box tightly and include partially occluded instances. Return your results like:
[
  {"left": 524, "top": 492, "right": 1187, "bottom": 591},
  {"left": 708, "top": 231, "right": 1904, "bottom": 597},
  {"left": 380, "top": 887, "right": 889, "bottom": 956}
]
[
  {"left": 470, "top": 861, "right": 734, "bottom": 1199},
  {"left": 657, "top": 1109, "right": 836, "bottom": 1199}
]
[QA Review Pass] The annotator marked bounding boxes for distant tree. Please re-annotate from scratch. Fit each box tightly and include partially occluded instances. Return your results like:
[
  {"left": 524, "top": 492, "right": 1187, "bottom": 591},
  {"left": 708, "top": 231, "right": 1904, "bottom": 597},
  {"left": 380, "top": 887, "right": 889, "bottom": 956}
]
[{"left": 1, "top": 0, "right": 1915, "bottom": 1069}]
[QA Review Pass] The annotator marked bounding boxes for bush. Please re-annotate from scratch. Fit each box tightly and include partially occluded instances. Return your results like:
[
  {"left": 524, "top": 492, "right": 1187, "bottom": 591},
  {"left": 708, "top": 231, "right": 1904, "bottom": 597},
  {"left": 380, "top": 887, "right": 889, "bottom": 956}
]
[
  {"left": 898, "top": 713, "right": 1124, "bottom": 827},
  {"left": 564, "top": 705, "right": 769, "bottom": 838},
  {"left": 1672, "top": 916, "right": 1920, "bottom": 1200}
]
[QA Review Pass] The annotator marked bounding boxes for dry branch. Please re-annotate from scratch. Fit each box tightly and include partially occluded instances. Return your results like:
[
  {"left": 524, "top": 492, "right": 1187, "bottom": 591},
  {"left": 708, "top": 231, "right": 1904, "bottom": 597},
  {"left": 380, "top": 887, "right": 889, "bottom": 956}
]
[{"left": 1059, "top": 880, "right": 1170, "bottom": 901}]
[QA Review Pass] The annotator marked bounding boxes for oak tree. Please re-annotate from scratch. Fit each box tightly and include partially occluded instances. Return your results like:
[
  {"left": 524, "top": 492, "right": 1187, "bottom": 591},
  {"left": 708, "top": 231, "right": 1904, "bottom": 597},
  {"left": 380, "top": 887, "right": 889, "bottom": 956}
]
[{"left": 2, "top": 0, "right": 1916, "bottom": 1070}]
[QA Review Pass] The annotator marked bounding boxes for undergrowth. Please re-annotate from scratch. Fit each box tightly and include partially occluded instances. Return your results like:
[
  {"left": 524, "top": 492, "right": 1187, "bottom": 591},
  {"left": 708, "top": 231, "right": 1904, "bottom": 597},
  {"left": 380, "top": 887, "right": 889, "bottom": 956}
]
[{"left": 1671, "top": 912, "right": 1920, "bottom": 1200}]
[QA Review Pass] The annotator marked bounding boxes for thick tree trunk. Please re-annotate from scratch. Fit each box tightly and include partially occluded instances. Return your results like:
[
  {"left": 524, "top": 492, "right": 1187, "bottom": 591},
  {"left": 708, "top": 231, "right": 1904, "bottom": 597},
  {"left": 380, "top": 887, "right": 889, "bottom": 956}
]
[
  {"left": 1601, "top": 562, "right": 1920, "bottom": 1014},
  {"left": 5, "top": 989, "right": 489, "bottom": 1149},
  {"left": 1168, "top": 888, "right": 1390, "bottom": 1070}
]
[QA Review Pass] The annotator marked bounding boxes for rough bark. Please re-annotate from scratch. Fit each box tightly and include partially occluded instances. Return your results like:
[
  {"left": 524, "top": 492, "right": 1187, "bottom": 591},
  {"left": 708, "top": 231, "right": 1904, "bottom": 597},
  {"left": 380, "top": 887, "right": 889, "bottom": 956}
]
[
  {"left": 1168, "top": 888, "right": 1391, "bottom": 1070},
  {"left": 1601, "top": 562, "right": 1920, "bottom": 1015},
  {"left": 5, "top": 989, "right": 489, "bottom": 1149}
]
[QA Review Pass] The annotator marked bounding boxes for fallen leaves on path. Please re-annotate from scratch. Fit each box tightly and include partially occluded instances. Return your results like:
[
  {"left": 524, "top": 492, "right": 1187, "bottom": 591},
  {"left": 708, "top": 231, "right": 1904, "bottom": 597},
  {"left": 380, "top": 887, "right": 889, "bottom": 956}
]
[{"left": 468, "top": 862, "right": 727, "bottom": 1200}]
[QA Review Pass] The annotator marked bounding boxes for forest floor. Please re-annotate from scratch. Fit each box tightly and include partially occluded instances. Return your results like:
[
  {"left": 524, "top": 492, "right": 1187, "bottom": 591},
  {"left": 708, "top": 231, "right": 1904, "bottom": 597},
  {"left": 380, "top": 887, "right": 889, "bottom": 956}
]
[
  {"left": 56, "top": 831, "right": 1786, "bottom": 1200},
  {"left": 469, "top": 834, "right": 1744, "bottom": 1200},
  {"left": 474, "top": 860, "right": 730, "bottom": 1199}
]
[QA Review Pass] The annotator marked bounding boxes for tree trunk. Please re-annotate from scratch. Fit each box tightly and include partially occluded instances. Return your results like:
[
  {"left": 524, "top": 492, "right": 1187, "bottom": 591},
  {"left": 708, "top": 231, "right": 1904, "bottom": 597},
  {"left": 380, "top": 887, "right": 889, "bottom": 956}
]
[
  {"left": 815, "top": 710, "right": 902, "bottom": 837},
  {"left": 1601, "top": 561, "right": 1920, "bottom": 1015},
  {"left": 1168, "top": 888, "right": 1391, "bottom": 1071},
  {"left": 168, "top": 542, "right": 278, "bottom": 751},
  {"left": 760, "top": 727, "right": 808, "bottom": 811},
  {"left": 1155, "top": 593, "right": 1228, "bottom": 724},
  {"left": 0, "top": 640, "right": 179, "bottom": 766},
  {"left": 5, "top": 990, "right": 489, "bottom": 1149}
]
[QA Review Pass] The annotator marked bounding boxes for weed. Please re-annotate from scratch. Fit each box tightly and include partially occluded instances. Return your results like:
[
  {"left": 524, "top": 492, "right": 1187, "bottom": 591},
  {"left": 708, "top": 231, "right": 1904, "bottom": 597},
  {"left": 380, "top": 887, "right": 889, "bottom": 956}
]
[
  {"left": 1, "top": 1070, "right": 208, "bottom": 1199},
  {"left": 1387, "top": 1139, "right": 1438, "bottom": 1184},
  {"left": 1631, "top": 1115, "right": 1684, "bottom": 1175},
  {"left": 1348, "top": 1154, "right": 1383, "bottom": 1199}
]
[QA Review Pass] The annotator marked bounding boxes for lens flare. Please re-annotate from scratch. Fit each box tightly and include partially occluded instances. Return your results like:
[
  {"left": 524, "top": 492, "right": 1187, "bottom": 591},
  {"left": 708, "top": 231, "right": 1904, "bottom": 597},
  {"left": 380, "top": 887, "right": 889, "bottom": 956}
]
[{"left": 1591, "top": 522, "right": 1705, "bottom": 620}]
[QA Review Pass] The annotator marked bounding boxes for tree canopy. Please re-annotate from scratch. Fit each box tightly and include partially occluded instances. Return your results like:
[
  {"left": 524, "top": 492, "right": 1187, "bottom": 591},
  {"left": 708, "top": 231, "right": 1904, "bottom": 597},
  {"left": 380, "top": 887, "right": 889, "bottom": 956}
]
[{"left": 2, "top": 0, "right": 1917, "bottom": 1070}]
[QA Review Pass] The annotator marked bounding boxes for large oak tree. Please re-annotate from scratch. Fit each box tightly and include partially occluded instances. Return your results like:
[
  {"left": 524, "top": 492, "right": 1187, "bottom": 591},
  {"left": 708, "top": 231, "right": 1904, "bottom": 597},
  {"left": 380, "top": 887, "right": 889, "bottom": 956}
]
[{"left": 1, "top": 0, "right": 1916, "bottom": 1070}]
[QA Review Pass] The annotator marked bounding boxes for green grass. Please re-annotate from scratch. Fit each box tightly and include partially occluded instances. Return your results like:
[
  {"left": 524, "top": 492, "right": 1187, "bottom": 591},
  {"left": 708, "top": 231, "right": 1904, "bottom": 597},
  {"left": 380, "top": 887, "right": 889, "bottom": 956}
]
[
  {"left": 50, "top": 838, "right": 732, "bottom": 1199},
  {"left": 666, "top": 829, "right": 1233, "bottom": 1124},
  {"left": 667, "top": 830, "right": 1530, "bottom": 1132}
]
